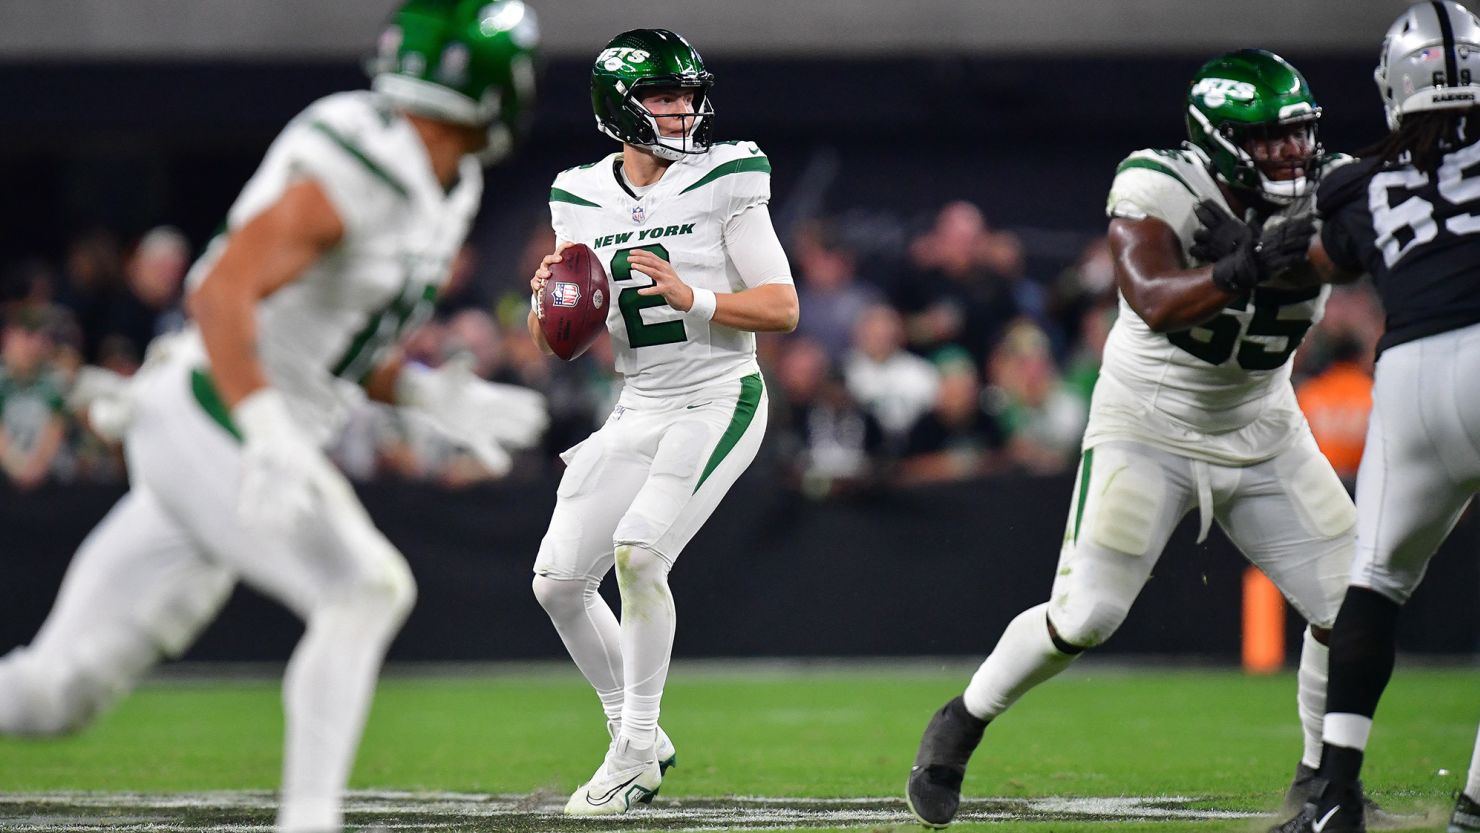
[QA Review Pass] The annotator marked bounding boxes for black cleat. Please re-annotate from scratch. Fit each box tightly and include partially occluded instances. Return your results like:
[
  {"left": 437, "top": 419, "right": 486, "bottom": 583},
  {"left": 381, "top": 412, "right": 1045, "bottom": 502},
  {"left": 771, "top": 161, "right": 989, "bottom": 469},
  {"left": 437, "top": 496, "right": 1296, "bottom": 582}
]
[
  {"left": 1283, "top": 762, "right": 1397, "bottom": 828},
  {"left": 1450, "top": 792, "right": 1480, "bottom": 832},
  {"left": 906, "top": 695, "right": 988, "bottom": 829},
  {"left": 1269, "top": 777, "right": 1366, "bottom": 833}
]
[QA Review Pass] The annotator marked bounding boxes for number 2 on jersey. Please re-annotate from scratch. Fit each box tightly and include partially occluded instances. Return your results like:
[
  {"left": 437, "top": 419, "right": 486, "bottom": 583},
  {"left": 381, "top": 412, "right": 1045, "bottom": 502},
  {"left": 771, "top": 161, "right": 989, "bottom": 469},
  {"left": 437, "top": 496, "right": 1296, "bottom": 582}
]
[{"left": 610, "top": 244, "right": 689, "bottom": 348}]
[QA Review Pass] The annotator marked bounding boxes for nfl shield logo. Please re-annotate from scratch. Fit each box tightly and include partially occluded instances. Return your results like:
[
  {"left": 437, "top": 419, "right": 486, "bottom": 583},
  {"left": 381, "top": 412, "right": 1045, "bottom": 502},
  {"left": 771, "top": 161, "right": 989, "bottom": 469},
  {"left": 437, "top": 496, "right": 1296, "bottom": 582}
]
[
  {"left": 631, "top": 204, "right": 646, "bottom": 225},
  {"left": 552, "top": 282, "right": 581, "bottom": 307}
]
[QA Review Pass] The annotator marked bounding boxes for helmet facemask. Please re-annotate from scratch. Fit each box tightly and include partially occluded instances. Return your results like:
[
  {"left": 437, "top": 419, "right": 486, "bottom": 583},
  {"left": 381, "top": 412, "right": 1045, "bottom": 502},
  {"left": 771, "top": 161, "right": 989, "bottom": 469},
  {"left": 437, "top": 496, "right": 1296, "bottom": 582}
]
[
  {"left": 613, "top": 81, "right": 715, "bottom": 160},
  {"left": 1189, "top": 107, "right": 1322, "bottom": 206}
]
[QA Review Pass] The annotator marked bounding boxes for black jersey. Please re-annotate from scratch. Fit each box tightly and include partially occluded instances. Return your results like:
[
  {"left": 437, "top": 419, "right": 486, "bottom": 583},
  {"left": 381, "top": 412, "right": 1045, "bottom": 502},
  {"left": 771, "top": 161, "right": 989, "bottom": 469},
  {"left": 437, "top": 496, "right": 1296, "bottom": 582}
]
[{"left": 1316, "top": 141, "right": 1480, "bottom": 355}]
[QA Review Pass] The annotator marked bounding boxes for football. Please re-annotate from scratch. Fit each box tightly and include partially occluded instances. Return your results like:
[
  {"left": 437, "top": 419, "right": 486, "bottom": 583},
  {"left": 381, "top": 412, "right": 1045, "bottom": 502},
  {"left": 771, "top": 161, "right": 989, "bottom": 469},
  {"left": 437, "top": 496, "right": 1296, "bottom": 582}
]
[{"left": 538, "top": 243, "right": 610, "bottom": 361}]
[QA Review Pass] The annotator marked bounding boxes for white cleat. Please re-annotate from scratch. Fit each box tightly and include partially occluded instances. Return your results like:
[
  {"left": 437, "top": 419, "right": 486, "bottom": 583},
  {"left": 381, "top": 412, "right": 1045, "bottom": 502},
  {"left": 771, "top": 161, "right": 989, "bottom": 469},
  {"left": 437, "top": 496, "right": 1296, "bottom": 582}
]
[
  {"left": 564, "top": 736, "right": 662, "bottom": 816},
  {"left": 605, "top": 720, "right": 678, "bottom": 776},
  {"left": 655, "top": 726, "right": 678, "bottom": 775}
]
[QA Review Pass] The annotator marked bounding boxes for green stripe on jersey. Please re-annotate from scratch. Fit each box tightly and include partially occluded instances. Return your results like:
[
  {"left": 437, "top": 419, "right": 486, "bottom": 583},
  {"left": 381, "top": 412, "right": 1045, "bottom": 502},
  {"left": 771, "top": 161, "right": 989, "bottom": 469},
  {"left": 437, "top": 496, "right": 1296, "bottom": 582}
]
[
  {"left": 190, "top": 369, "right": 242, "bottom": 442},
  {"left": 550, "top": 188, "right": 601, "bottom": 207},
  {"left": 694, "top": 374, "right": 764, "bottom": 493},
  {"left": 679, "top": 157, "right": 771, "bottom": 194},
  {"left": 308, "top": 121, "right": 411, "bottom": 199},
  {"left": 1115, "top": 158, "right": 1196, "bottom": 197}
]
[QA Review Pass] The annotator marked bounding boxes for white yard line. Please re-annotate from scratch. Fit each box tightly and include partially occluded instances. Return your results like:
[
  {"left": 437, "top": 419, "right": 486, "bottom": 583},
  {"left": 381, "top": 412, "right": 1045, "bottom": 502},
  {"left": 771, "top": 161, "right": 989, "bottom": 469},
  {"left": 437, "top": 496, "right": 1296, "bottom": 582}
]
[{"left": 0, "top": 791, "right": 1264, "bottom": 831}]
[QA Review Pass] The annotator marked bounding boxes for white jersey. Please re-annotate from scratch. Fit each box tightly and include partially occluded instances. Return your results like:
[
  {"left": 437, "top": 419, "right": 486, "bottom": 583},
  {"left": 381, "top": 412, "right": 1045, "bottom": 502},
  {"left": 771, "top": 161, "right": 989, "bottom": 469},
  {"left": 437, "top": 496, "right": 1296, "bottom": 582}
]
[
  {"left": 183, "top": 91, "right": 482, "bottom": 445},
  {"left": 1087, "top": 146, "right": 1345, "bottom": 465},
  {"left": 549, "top": 141, "right": 778, "bottom": 396}
]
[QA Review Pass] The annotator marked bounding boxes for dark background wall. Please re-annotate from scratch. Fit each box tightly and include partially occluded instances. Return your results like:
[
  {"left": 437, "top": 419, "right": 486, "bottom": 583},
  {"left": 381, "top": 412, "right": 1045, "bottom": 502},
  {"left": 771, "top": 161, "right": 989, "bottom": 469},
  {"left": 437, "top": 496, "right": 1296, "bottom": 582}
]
[
  {"left": 0, "top": 53, "right": 1392, "bottom": 287},
  {"left": 6, "top": 471, "right": 1477, "bottom": 662}
]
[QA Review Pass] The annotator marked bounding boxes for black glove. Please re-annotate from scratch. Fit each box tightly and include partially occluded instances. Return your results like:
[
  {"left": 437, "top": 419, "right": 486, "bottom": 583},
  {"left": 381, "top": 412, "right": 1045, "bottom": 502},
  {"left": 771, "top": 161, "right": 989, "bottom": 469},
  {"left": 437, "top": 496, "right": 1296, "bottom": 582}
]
[
  {"left": 1191, "top": 200, "right": 1316, "bottom": 293},
  {"left": 1190, "top": 200, "right": 1252, "bottom": 263},
  {"left": 1254, "top": 215, "right": 1317, "bottom": 280}
]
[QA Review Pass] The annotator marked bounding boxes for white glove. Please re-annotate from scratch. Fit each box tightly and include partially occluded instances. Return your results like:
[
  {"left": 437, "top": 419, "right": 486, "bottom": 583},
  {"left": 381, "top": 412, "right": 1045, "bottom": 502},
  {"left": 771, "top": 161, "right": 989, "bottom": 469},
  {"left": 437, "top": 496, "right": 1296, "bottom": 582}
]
[
  {"left": 234, "top": 388, "right": 334, "bottom": 536},
  {"left": 396, "top": 356, "right": 549, "bottom": 476},
  {"left": 67, "top": 366, "right": 134, "bottom": 443},
  {"left": 66, "top": 332, "right": 191, "bottom": 443}
]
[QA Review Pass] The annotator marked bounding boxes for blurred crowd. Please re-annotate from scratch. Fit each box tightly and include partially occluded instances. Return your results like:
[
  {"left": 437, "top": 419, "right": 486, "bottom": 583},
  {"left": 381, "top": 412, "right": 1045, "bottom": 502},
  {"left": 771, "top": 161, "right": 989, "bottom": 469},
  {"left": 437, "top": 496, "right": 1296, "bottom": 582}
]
[{"left": 0, "top": 201, "right": 1384, "bottom": 497}]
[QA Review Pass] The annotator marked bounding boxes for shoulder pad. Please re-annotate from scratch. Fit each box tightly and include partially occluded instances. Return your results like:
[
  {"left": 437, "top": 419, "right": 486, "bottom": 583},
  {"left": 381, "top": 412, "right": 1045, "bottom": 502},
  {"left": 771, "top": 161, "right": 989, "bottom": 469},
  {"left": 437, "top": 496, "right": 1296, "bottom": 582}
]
[
  {"left": 679, "top": 140, "right": 770, "bottom": 197},
  {"left": 549, "top": 156, "right": 612, "bottom": 209},
  {"left": 1316, "top": 157, "right": 1380, "bottom": 219},
  {"left": 1114, "top": 148, "right": 1200, "bottom": 197}
]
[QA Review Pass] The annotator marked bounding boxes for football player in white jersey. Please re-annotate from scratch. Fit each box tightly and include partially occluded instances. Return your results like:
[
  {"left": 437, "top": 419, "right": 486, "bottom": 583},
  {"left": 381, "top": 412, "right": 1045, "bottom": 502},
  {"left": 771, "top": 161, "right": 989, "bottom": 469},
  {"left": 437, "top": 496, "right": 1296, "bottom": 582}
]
[
  {"left": 525, "top": 29, "right": 798, "bottom": 816},
  {"left": 907, "top": 50, "right": 1365, "bottom": 829},
  {"left": 0, "top": 3, "right": 545, "bottom": 831}
]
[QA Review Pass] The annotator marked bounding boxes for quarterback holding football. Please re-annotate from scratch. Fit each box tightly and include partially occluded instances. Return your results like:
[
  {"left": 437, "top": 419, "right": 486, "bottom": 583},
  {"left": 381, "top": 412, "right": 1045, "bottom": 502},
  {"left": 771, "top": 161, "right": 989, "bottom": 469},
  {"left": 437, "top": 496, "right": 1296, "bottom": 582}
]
[{"left": 526, "top": 28, "right": 799, "bottom": 816}]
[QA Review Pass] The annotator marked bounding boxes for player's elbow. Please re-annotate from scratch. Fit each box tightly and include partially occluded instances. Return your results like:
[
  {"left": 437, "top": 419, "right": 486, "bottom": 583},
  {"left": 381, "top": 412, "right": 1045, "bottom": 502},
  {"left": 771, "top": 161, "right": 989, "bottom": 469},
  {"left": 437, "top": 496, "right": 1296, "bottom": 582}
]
[
  {"left": 770, "top": 286, "right": 800, "bottom": 333},
  {"left": 1140, "top": 306, "right": 1178, "bottom": 334},
  {"left": 1128, "top": 293, "right": 1183, "bottom": 334},
  {"left": 777, "top": 302, "right": 800, "bottom": 333}
]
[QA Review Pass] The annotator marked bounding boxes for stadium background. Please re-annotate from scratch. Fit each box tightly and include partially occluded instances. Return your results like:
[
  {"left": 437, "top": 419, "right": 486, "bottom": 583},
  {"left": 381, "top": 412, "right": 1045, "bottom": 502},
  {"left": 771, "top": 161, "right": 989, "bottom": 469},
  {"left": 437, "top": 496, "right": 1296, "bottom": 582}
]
[{"left": 2, "top": 0, "right": 1476, "bottom": 665}]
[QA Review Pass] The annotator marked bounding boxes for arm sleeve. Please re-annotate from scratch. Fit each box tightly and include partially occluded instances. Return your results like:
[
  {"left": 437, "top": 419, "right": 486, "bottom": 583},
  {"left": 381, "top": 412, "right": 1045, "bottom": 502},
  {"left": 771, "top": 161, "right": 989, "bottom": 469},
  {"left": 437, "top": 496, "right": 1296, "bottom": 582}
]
[
  {"left": 722, "top": 202, "right": 794, "bottom": 290},
  {"left": 723, "top": 142, "right": 773, "bottom": 222},
  {"left": 549, "top": 201, "right": 575, "bottom": 247}
]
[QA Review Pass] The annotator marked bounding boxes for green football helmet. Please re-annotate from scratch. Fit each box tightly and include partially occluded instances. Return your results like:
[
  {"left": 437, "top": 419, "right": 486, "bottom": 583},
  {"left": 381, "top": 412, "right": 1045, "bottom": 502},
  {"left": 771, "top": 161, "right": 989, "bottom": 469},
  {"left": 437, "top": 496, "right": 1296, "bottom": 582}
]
[
  {"left": 590, "top": 29, "right": 715, "bottom": 160},
  {"left": 368, "top": 0, "right": 539, "bottom": 163},
  {"left": 1185, "top": 49, "right": 1322, "bottom": 205}
]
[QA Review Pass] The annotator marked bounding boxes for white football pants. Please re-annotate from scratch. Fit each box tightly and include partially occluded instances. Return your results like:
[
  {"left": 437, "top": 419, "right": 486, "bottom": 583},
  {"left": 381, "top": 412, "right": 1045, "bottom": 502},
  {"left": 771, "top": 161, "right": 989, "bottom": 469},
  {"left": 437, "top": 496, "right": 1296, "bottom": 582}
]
[
  {"left": 534, "top": 373, "right": 768, "bottom": 578},
  {"left": 1050, "top": 431, "right": 1353, "bottom": 647},
  {"left": 0, "top": 351, "right": 415, "bottom": 833}
]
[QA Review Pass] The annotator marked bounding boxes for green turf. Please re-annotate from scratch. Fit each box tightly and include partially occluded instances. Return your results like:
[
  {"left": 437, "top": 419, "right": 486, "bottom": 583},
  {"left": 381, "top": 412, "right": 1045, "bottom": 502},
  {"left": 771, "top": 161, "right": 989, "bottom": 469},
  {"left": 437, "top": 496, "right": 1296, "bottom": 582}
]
[{"left": 1, "top": 662, "right": 1474, "bottom": 831}]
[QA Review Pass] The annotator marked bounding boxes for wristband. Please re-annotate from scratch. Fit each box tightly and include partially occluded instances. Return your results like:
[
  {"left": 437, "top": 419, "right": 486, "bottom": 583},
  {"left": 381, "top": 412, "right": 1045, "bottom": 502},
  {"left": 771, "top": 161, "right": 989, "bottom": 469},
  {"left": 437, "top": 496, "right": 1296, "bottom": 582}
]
[{"left": 686, "top": 287, "right": 717, "bottom": 321}]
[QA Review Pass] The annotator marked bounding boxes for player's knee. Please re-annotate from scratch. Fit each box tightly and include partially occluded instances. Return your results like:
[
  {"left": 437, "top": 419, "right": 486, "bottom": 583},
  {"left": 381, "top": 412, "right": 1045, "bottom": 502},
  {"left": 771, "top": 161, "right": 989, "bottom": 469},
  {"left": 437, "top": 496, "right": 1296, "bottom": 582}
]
[
  {"left": 338, "top": 553, "right": 417, "bottom": 630},
  {"left": 1047, "top": 599, "right": 1129, "bottom": 650},
  {"left": 532, "top": 574, "right": 586, "bottom": 620},
  {"left": 613, "top": 545, "right": 670, "bottom": 591}
]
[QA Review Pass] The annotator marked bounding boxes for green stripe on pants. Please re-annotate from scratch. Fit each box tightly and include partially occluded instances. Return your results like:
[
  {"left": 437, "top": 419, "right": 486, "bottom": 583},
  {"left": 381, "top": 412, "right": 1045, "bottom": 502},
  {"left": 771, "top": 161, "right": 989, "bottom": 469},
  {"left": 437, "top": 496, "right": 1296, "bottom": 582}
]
[
  {"left": 1073, "top": 447, "right": 1094, "bottom": 544},
  {"left": 694, "top": 373, "right": 763, "bottom": 493},
  {"left": 191, "top": 368, "right": 242, "bottom": 442}
]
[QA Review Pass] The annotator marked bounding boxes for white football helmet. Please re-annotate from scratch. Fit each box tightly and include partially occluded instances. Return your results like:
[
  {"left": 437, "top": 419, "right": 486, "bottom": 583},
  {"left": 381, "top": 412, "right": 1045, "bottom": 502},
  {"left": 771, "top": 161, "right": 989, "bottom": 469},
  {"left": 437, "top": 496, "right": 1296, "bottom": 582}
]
[{"left": 1375, "top": 0, "right": 1480, "bottom": 129}]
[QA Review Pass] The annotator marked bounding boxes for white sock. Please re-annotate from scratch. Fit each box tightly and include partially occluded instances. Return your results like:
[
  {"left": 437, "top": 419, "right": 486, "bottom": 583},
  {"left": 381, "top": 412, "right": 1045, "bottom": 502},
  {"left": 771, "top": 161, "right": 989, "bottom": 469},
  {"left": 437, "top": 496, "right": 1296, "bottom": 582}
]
[
  {"left": 1323, "top": 713, "right": 1374, "bottom": 751},
  {"left": 1297, "top": 628, "right": 1329, "bottom": 770},
  {"left": 962, "top": 602, "right": 1076, "bottom": 721},
  {"left": 533, "top": 575, "right": 625, "bottom": 721},
  {"left": 614, "top": 546, "right": 674, "bottom": 749},
  {"left": 1464, "top": 723, "right": 1480, "bottom": 802},
  {"left": 278, "top": 592, "right": 409, "bottom": 833}
]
